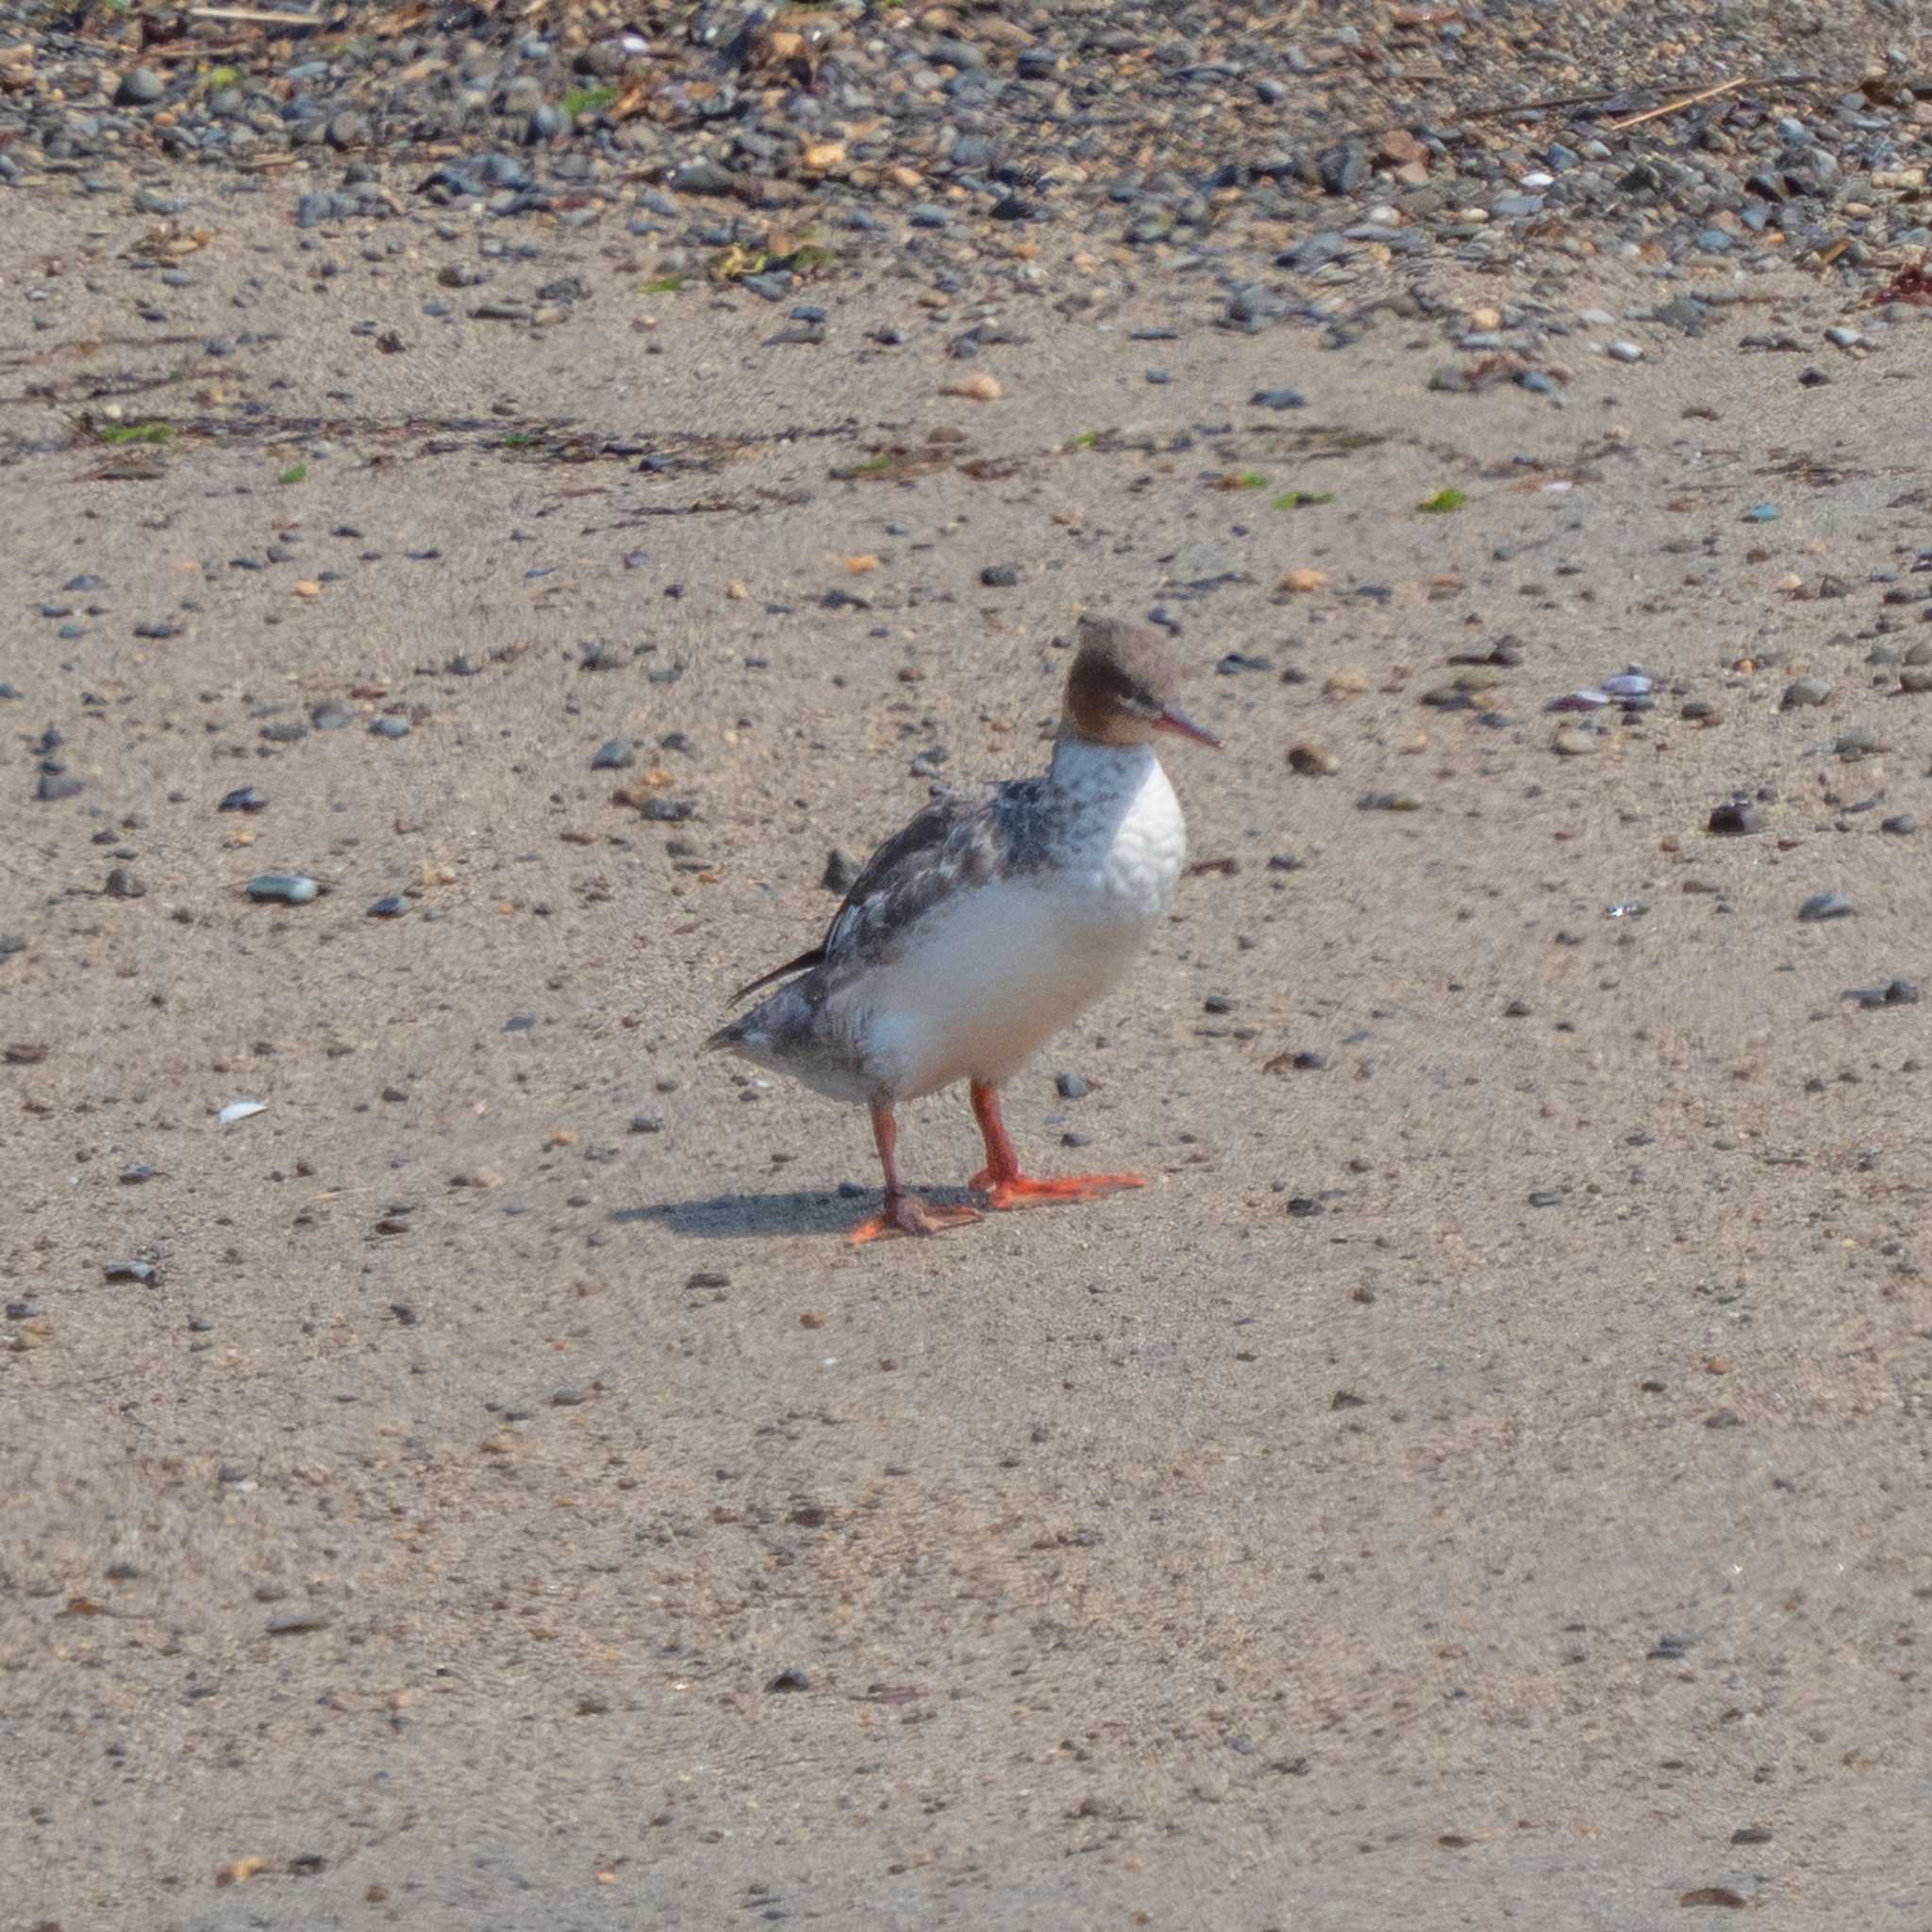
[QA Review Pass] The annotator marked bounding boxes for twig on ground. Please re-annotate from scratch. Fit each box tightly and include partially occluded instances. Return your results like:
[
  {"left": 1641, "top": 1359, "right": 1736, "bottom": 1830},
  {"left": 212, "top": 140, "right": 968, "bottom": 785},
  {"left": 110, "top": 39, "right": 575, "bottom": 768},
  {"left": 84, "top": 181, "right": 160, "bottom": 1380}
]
[
  {"left": 1606, "top": 76, "right": 1749, "bottom": 130},
  {"left": 187, "top": 7, "right": 322, "bottom": 21}
]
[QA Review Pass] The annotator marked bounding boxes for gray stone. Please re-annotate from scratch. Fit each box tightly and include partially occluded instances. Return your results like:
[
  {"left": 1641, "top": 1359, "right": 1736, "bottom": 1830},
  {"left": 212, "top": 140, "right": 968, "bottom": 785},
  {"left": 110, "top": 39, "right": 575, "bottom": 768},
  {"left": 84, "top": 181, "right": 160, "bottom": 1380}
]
[
  {"left": 673, "top": 158, "right": 738, "bottom": 196},
  {"left": 246, "top": 874, "right": 320, "bottom": 906},
  {"left": 1277, "top": 231, "right": 1345, "bottom": 272},
  {"left": 1797, "top": 892, "right": 1856, "bottom": 923},
  {"left": 1316, "top": 143, "right": 1366, "bottom": 196}
]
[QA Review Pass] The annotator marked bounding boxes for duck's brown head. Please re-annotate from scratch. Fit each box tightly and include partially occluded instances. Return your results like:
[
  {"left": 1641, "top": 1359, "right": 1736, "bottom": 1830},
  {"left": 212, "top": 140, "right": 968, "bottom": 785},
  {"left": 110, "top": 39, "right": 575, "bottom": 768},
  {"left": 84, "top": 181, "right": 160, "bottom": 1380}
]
[{"left": 1061, "top": 615, "right": 1222, "bottom": 751}]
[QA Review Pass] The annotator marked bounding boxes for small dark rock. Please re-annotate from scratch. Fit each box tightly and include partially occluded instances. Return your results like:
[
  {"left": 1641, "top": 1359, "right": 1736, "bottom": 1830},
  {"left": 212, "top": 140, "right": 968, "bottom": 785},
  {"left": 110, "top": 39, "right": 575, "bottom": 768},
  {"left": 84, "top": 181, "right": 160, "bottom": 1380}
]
[
  {"left": 246, "top": 874, "right": 320, "bottom": 905},
  {"left": 1707, "top": 802, "right": 1762, "bottom": 836},
  {"left": 1317, "top": 143, "right": 1367, "bottom": 195},
  {"left": 1797, "top": 892, "right": 1856, "bottom": 923},
  {"left": 116, "top": 67, "right": 165, "bottom": 107}
]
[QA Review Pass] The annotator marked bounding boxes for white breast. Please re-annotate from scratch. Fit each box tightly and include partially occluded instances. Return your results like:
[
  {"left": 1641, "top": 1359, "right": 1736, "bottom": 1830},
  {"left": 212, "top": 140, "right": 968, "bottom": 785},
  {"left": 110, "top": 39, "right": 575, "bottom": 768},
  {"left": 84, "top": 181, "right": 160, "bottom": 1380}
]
[{"left": 835, "top": 746, "right": 1187, "bottom": 1101}]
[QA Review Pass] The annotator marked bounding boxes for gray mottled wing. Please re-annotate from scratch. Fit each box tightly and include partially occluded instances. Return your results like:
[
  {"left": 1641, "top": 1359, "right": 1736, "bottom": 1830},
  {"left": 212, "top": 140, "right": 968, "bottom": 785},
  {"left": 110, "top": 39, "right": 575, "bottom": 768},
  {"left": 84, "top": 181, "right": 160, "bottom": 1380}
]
[{"left": 821, "top": 778, "right": 1043, "bottom": 976}]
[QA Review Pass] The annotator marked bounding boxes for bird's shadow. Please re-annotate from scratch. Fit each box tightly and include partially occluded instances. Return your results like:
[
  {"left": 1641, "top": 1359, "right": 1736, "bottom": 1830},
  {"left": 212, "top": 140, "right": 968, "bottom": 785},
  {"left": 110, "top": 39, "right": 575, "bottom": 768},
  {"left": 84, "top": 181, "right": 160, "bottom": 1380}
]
[{"left": 617, "top": 1185, "right": 979, "bottom": 1240}]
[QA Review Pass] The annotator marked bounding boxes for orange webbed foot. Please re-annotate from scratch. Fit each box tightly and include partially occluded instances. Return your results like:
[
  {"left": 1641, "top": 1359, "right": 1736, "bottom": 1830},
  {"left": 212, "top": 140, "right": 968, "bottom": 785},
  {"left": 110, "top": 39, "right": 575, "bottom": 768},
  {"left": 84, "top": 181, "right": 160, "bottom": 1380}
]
[
  {"left": 972, "top": 1171, "right": 1147, "bottom": 1211},
  {"left": 846, "top": 1192, "right": 981, "bottom": 1246}
]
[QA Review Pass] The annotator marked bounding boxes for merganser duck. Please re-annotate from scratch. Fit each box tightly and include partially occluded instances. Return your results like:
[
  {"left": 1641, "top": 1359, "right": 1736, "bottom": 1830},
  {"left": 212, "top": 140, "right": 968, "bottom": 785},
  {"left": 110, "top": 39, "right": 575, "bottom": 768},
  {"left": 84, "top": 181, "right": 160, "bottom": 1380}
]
[{"left": 708, "top": 615, "right": 1221, "bottom": 1244}]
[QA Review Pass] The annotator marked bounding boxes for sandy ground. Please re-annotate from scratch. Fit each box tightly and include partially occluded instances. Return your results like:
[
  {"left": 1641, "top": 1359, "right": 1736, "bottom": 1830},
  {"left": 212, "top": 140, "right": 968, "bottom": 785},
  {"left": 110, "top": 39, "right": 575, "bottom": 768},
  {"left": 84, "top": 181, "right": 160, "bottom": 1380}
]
[{"left": 4, "top": 188, "right": 1932, "bottom": 1929}]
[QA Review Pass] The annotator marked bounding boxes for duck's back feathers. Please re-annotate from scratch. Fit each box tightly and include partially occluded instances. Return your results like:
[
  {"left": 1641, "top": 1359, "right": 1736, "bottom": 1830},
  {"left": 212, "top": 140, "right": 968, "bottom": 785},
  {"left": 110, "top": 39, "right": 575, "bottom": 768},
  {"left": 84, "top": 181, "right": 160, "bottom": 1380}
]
[
  {"left": 821, "top": 778, "right": 1051, "bottom": 976},
  {"left": 707, "top": 781, "right": 1039, "bottom": 1080},
  {"left": 722, "top": 780, "right": 1044, "bottom": 1008}
]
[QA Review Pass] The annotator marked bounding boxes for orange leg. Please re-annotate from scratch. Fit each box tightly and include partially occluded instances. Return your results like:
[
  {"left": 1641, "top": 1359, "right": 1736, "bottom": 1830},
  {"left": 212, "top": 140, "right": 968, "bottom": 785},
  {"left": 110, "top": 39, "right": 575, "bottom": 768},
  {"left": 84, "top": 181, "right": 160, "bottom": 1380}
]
[
  {"left": 847, "top": 1102, "right": 980, "bottom": 1246},
  {"left": 967, "top": 1080, "right": 1146, "bottom": 1211}
]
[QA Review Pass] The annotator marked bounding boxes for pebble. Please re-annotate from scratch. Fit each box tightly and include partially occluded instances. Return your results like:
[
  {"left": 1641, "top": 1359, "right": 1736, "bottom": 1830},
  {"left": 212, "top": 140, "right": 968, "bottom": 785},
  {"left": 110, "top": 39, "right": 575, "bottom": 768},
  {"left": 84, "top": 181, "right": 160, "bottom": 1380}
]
[
  {"left": 1708, "top": 802, "right": 1763, "bottom": 836},
  {"left": 367, "top": 896, "right": 408, "bottom": 918},
  {"left": 266, "top": 1611, "right": 332, "bottom": 1636},
  {"left": 1797, "top": 893, "right": 1856, "bottom": 923},
  {"left": 1317, "top": 144, "right": 1368, "bottom": 196},
  {"left": 1780, "top": 677, "right": 1832, "bottom": 709},
  {"left": 219, "top": 786, "right": 269, "bottom": 813},
  {"left": 370, "top": 716, "right": 411, "bottom": 739},
  {"left": 1847, "top": 980, "right": 1921, "bottom": 1009},
  {"left": 591, "top": 737, "right": 635, "bottom": 770},
  {"left": 246, "top": 874, "right": 320, "bottom": 905},
  {"left": 115, "top": 67, "right": 164, "bottom": 107}
]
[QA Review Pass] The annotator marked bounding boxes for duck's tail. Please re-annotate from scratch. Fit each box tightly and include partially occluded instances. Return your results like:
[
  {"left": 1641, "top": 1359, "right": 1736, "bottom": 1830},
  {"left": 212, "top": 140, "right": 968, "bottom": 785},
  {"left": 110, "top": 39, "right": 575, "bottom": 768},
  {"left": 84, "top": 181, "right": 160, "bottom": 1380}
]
[{"left": 725, "top": 945, "right": 825, "bottom": 1006}]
